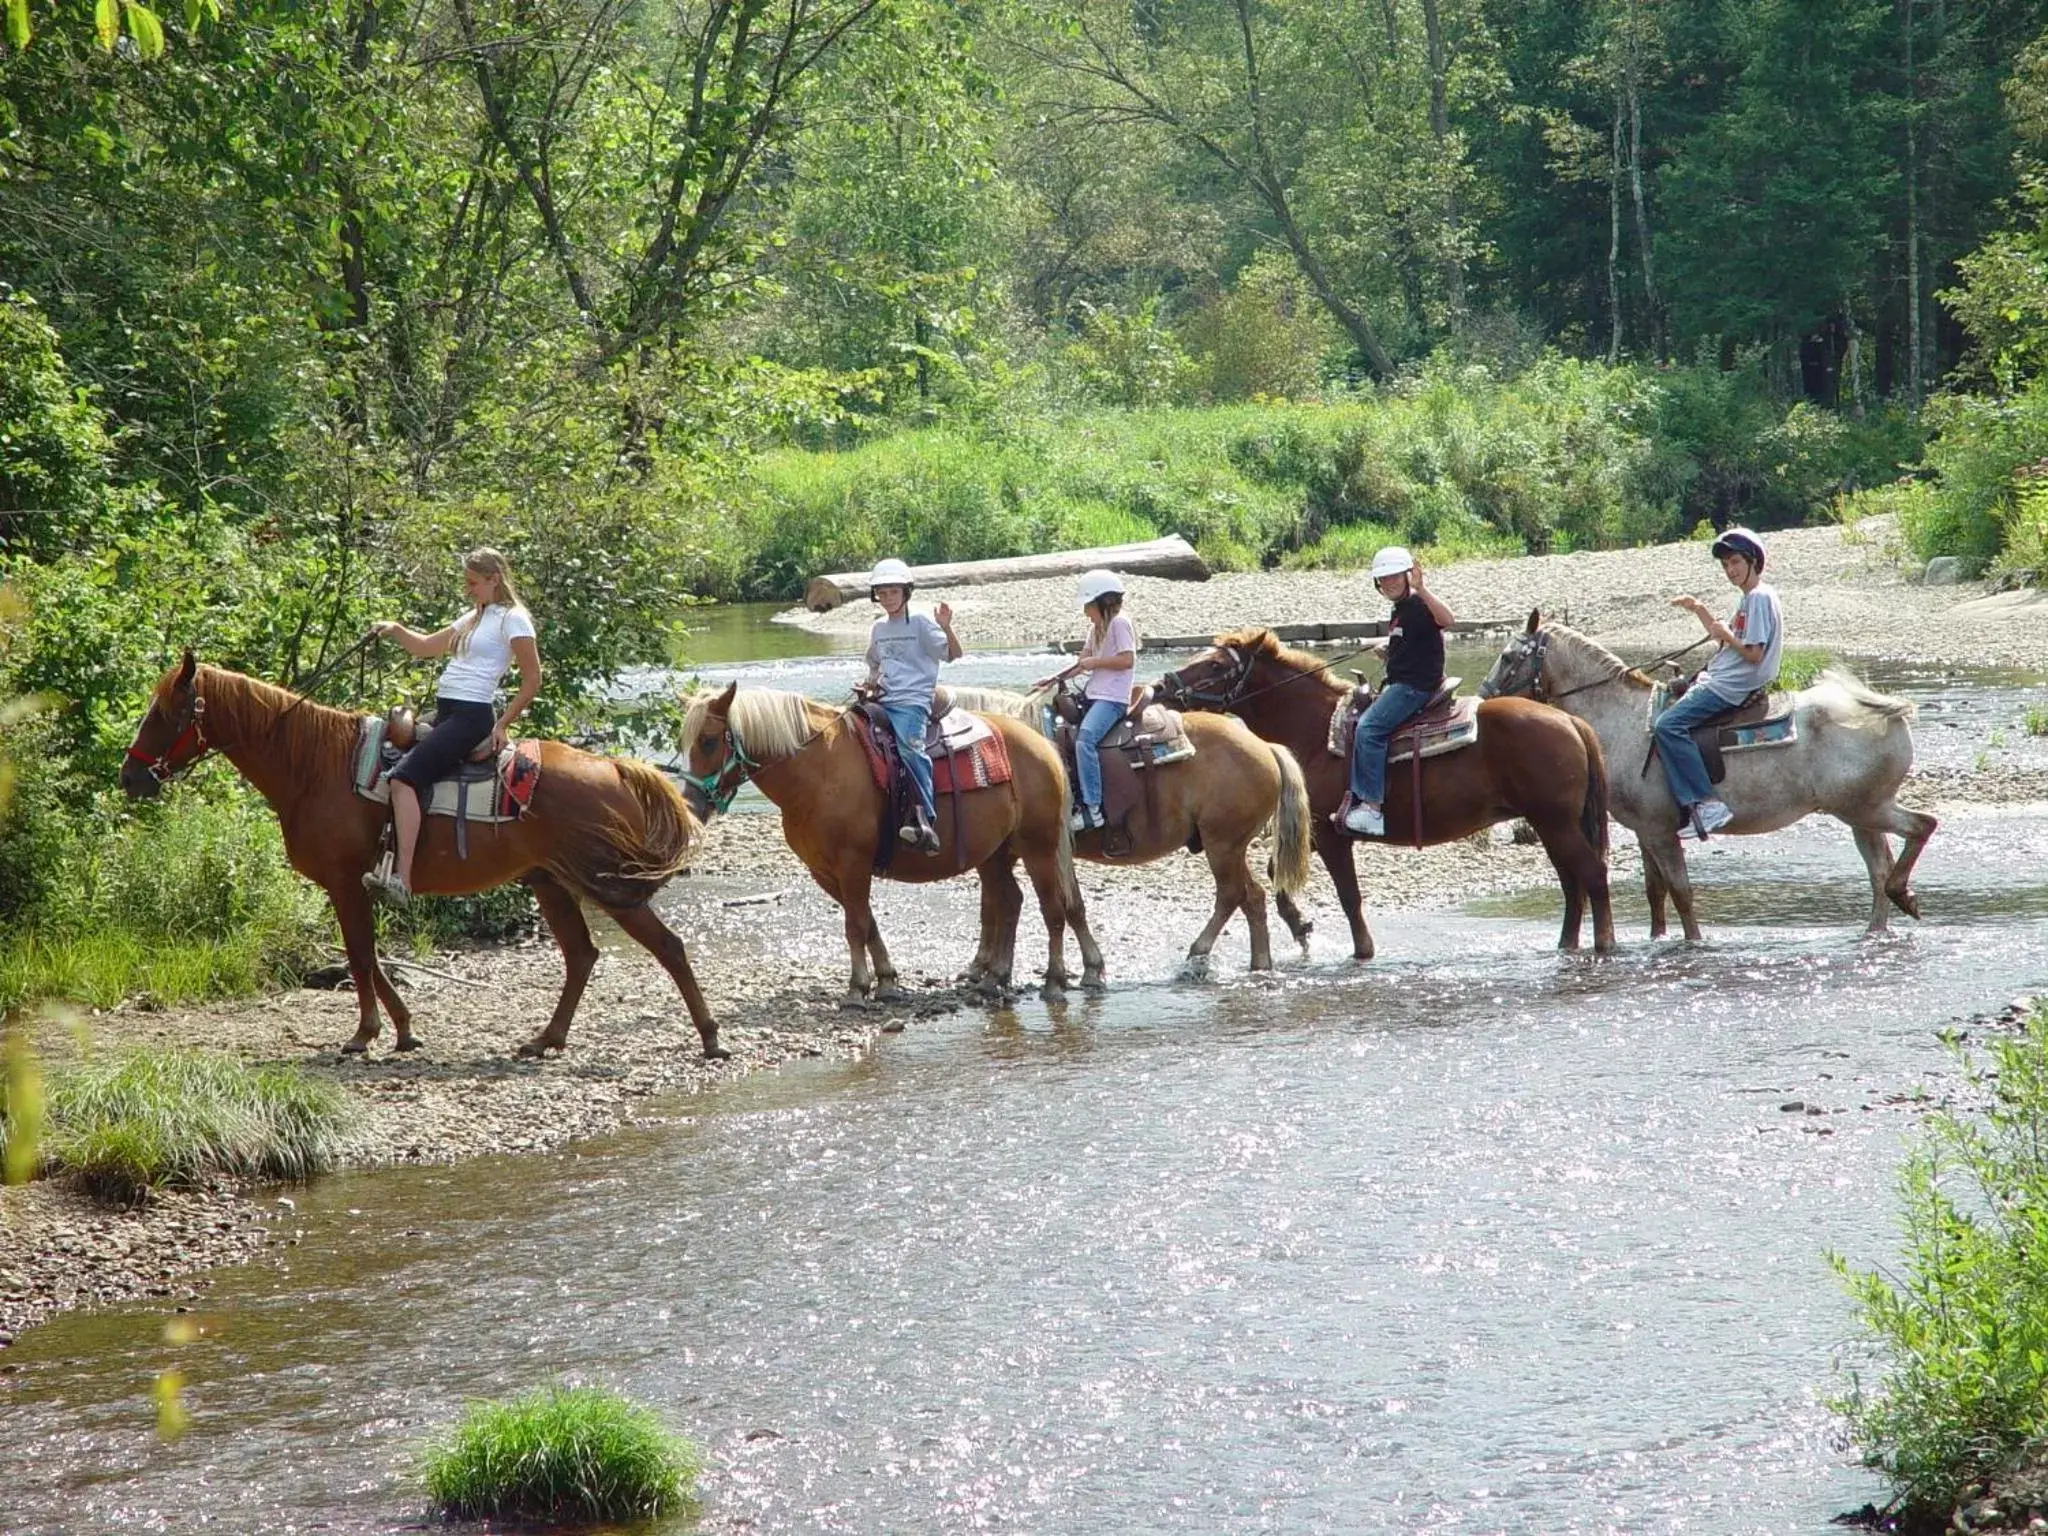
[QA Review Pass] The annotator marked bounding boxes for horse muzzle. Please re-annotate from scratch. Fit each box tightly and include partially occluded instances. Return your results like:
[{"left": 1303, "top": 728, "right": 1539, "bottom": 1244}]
[{"left": 119, "top": 758, "right": 164, "bottom": 799}]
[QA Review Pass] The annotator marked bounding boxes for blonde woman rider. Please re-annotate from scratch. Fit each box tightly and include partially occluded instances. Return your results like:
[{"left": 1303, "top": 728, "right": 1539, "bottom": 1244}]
[{"left": 363, "top": 547, "right": 542, "bottom": 905}]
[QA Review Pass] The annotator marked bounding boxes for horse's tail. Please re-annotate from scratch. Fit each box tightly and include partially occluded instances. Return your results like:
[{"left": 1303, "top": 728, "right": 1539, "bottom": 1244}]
[
  {"left": 559, "top": 756, "right": 700, "bottom": 904},
  {"left": 1054, "top": 804, "right": 1084, "bottom": 914},
  {"left": 1813, "top": 668, "right": 1916, "bottom": 728},
  {"left": 1267, "top": 743, "right": 1313, "bottom": 897},
  {"left": 1574, "top": 715, "right": 1610, "bottom": 857}
]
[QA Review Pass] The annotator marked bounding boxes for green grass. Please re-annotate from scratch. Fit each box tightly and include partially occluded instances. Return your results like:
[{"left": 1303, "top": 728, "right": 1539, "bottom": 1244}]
[
  {"left": 1830, "top": 1006, "right": 2048, "bottom": 1523},
  {"left": 417, "top": 1383, "right": 702, "bottom": 1522},
  {"left": 1775, "top": 646, "right": 1836, "bottom": 692},
  {"left": 2023, "top": 705, "right": 2048, "bottom": 737},
  {"left": 0, "top": 1047, "right": 359, "bottom": 1203}
]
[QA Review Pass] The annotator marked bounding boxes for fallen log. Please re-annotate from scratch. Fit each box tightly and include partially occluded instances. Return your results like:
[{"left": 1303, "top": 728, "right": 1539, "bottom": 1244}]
[{"left": 803, "top": 536, "right": 1210, "bottom": 612}]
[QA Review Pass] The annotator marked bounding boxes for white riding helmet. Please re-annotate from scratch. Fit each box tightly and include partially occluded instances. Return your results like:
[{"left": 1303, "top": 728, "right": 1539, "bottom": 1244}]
[
  {"left": 1370, "top": 545, "right": 1416, "bottom": 581},
  {"left": 1076, "top": 568, "right": 1126, "bottom": 605},
  {"left": 868, "top": 557, "right": 915, "bottom": 591}
]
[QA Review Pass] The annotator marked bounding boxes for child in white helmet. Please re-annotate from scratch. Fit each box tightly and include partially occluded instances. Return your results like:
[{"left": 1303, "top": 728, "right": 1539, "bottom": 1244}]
[
  {"left": 1657, "top": 526, "right": 1781, "bottom": 839},
  {"left": 1343, "top": 546, "right": 1454, "bottom": 838},
  {"left": 863, "top": 557, "right": 962, "bottom": 852},
  {"left": 1035, "top": 568, "right": 1138, "bottom": 831}
]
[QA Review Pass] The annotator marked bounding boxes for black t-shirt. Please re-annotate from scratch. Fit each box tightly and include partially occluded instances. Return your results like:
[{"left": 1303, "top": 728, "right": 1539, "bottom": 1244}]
[{"left": 1383, "top": 592, "right": 1445, "bottom": 691}]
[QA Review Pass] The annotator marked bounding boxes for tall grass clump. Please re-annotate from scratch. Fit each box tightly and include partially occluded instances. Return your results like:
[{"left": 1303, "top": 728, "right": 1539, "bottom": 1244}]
[
  {"left": 1830, "top": 1007, "right": 2048, "bottom": 1524},
  {"left": 417, "top": 1383, "right": 702, "bottom": 1522},
  {"left": 1, "top": 1049, "right": 359, "bottom": 1202}
]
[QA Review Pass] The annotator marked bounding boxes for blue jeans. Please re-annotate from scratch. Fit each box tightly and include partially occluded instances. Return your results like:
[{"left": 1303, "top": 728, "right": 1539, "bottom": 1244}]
[
  {"left": 882, "top": 703, "right": 936, "bottom": 819},
  {"left": 1074, "top": 698, "right": 1125, "bottom": 808},
  {"left": 1654, "top": 683, "right": 1741, "bottom": 810},
  {"left": 1349, "top": 682, "right": 1433, "bottom": 805}
]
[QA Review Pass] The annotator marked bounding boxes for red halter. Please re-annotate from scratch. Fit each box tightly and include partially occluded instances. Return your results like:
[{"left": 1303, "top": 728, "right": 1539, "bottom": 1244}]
[{"left": 125, "top": 694, "right": 210, "bottom": 783}]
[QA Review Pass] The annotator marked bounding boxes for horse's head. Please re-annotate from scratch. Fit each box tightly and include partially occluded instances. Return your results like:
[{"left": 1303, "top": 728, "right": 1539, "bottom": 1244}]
[
  {"left": 679, "top": 681, "right": 746, "bottom": 819},
  {"left": 1156, "top": 639, "right": 1258, "bottom": 713},
  {"left": 1479, "top": 609, "right": 1548, "bottom": 701},
  {"left": 121, "top": 649, "right": 209, "bottom": 799}
]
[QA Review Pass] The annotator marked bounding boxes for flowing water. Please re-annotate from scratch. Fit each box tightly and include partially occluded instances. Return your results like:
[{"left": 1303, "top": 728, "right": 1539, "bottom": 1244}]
[{"left": 7, "top": 614, "right": 2048, "bottom": 1534}]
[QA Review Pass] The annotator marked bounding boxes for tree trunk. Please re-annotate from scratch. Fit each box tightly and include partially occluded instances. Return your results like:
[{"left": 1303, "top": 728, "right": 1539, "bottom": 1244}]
[
  {"left": 1418, "top": 0, "right": 1464, "bottom": 320},
  {"left": 1626, "top": 63, "right": 1661, "bottom": 359},
  {"left": 1609, "top": 93, "right": 1624, "bottom": 364},
  {"left": 1903, "top": 0, "right": 1923, "bottom": 406}
]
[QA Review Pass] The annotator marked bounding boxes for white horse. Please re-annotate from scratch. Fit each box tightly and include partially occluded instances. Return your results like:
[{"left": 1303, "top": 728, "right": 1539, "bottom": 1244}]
[{"left": 1478, "top": 611, "right": 1935, "bottom": 938}]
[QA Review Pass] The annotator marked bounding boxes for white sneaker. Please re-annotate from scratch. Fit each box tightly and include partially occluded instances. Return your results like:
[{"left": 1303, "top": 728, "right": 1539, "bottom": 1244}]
[
  {"left": 1342, "top": 803, "right": 1385, "bottom": 837},
  {"left": 1069, "top": 805, "right": 1103, "bottom": 832},
  {"left": 1679, "top": 799, "right": 1735, "bottom": 840}
]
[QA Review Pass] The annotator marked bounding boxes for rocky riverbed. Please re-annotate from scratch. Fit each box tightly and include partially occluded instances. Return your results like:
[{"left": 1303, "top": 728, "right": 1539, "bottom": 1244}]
[{"left": 2, "top": 516, "right": 2037, "bottom": 1350}]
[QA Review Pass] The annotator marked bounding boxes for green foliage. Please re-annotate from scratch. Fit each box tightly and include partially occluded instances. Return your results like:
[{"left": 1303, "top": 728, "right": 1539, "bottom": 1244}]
[
  {"left": 0, "top": 1048, "right": 358, "bottom": 1203},
  {"left": 1061, "top": 299, "right": 1197, "bottom": 408},
  {"left": 417, "top": 1383, "right": 702, "bottom": 1522},
  {"left": 1775, "top": 646, "right": 1835, "bottom": 691},
  {"left": 1831, "top": 1008, "right": 2048, "bottom": 1521},
  {"left": 1178, "top": 256, "right": 1346, "bottom": 403}
]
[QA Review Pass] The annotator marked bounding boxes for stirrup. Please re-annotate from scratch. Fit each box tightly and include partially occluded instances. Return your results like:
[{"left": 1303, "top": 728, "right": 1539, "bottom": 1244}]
[{"left": 361, "top": 867, "right": 413, "bottom": 909}]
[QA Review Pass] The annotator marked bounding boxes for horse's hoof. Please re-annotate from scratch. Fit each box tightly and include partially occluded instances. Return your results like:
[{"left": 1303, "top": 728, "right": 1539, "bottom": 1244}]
[
  {"left": 514, "top": 1037, "right": 560, "bottom": 1059},
  {"left": 1180, "top": 956, "right": 1212, "bottom": 982},
  {"left": 1040, "top": 983, "right": 1067, "bottom": 1003},
  {"left": 702, "top": 1045, "right": 733, "bottom": 1062},
  {"left": 875, "top": 985, "right": 909, "bottom": 1004},
  {"left": 393, "top": 1037, "right": 422, "bottom": 1053},
  {"left": 1891, "top": 890, "right": 1922, "bottom": 920},
  {"left": 838, "top": 995, "right": 875, "bottom": 1012},
  {"left": 340, "top": 1038, "right": 371, "bottom": 1056}
]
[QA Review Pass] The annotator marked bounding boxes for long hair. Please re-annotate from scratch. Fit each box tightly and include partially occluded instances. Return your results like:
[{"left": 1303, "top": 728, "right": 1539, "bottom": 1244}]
[
  {"left": 1085, "top": 592, "right": 1125, "bottom": 647},
  {"left": 452, "top": 547, "right": 524, "bottom": 657}
]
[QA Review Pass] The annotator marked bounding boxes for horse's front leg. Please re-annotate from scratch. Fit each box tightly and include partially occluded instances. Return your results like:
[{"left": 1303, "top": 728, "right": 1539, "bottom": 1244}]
[
  {"left": 1313, "top": 824, "right": 1374, "bottom": 961},
  {"left": 331, "top": 885, "right": 386, "bottom": 1054}
]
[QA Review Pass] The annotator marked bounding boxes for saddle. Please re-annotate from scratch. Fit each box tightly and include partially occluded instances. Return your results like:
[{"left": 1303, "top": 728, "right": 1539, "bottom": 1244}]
[
  {"left": 351, "top": 713, "right": 542, "bottom": 858},
  {"left": 1327, "top": 678, "right": 1479, "bottom": 848},
  {"left": 851, "top": 701, "right": 1010, "bottom": 874},
  {"left": 1647, "top": 675, "right": 1798, "bottom": 784},
  {"left": 1044, "top": 685, "right": 1197, "bottom": 856}
]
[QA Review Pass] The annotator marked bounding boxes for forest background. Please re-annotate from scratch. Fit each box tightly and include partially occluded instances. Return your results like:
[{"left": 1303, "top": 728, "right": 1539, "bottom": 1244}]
[{"left": 5, "top": 0, "right": 2048, "bottom": 1002}]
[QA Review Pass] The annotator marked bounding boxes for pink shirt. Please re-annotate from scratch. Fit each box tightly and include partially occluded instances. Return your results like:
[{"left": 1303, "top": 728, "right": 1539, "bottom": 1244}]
[{"left": 1083, "top": 614, "right": 1140, "bottom": 704}]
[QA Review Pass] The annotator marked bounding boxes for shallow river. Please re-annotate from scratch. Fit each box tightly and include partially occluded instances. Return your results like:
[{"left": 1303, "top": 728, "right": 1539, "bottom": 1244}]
[{"left": 8, "top": 620, "right": 2048, "bottom": 1534}]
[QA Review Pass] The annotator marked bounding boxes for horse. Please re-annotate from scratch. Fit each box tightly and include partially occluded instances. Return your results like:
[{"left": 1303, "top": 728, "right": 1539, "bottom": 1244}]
[
  {"left": 679, "top": 683, "right": 1102, "bottom": 1001},
  {"left": 945, "top": 686, "right": 1317, "bottom": 973},
  {"left": 119, "top": 651, "right": 725, "bottom": 1060},
  {"left": 1157, "top": 628, "right": 1615, "bottom": 957},
  {"left": 1478, "top": 611, "right": 1934, "bottom": 938}
]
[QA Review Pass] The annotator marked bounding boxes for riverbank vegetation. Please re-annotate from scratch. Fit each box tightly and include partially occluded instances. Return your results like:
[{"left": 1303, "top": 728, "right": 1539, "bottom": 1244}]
[
  {"left": 4, "top": 0, "right": 2047, "bottom": 1010},
  {"left": 1831, "top": 1008, "right": 2048, "bottom": 1529},
  {"left": 0, "top": 1048, "right": 358, "bottom": 1204},
  {"left": 417, "top": 1383, "right": 702, "bottom": 1522}
]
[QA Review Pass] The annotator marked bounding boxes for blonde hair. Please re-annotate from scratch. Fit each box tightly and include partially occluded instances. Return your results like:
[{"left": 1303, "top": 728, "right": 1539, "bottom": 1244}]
[{"left": 453, "top": 547, "right": 523, "bottom": 657}]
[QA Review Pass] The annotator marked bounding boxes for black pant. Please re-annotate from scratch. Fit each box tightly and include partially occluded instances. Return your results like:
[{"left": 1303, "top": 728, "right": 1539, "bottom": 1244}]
[{"left": 388, "top": 697, "right": 495, "bottom": 789}]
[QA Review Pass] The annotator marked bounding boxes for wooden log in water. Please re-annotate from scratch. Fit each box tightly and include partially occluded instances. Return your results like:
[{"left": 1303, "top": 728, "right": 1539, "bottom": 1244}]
[{"left": 802, "top": 537, "right": 1211, "bottom": 611}]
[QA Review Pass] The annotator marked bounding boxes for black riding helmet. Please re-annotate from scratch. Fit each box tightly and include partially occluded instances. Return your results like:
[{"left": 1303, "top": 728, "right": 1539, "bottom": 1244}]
[{"left": 1710, "top": 527, "right": 1766, "bottom": 572}]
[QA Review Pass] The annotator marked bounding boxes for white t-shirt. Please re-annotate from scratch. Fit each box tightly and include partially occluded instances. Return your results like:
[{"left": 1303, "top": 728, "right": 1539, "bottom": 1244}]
[{"left": 437, "top": 604, "right": 536, "bottom": 704}]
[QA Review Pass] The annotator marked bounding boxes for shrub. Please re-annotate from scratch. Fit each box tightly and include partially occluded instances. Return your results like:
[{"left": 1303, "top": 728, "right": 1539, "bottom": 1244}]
[
  {"left": 1, "top": 1048, "right": 359, "bottom": 1203},
  {"left": 1776, "top": 646, "right": 1835, "bottom": 691},
  {"left": 1830, "top": 1008, "right": 2048, "bottom": 1521},
  {"left": 417, "top": 1383, "right": 702, "bottom": 1522}
]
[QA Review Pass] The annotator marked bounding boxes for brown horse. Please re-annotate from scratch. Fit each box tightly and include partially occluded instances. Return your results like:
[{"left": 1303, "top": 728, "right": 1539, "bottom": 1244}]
[
  {"left": 680, "top": 683, "right": 1101, "bottom": 1001},
  {"left": 948, "top": 686, "right": 1317, "bottom": 973},
  {"left": 118, "top": 651, "right": 724, "bottom": 1059},
  {"left": 1158, "top": 628, "right": 1616, "bottom": 957}
]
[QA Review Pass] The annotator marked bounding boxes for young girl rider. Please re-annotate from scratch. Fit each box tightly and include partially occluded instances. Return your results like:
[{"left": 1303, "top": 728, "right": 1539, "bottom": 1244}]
[
  {"left": 1035, "top": 568, "right": 1139, "bottom": 832},
  {"left": 1656, "top": 526, "right": 1782, "bottom": 839},
  {"left": 1343, "top": 546, "right": 1454, "bottom": 838},
  {"left": 863, "top": 557, "right": 962, "bottom": 853},
  {"left": 364, "top": 547, "right": 542, "bottom": 907}
]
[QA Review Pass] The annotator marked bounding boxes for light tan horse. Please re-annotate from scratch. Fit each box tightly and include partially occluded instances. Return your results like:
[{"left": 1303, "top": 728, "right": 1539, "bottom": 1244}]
[
  {"left": 120, "top": 653, "right": 722, "bottom": 1059},
  {"left": 680, "top": 683, "right": 1102, "bottom": 1001},
  {"left": 950, "top": 686, "right": 1317, "bottom": 974}
]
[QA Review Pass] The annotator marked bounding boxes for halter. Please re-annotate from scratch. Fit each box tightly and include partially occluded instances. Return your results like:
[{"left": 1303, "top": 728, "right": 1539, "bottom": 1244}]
[
  {"left": 1482, "top": 628, "right": 1712, "bottom": 704},
  {"left": 683, "top": 721, "right": 760, "bottom": 815},
  {"left": 124, "top": 692, "right": 212, "bottom": 783}
]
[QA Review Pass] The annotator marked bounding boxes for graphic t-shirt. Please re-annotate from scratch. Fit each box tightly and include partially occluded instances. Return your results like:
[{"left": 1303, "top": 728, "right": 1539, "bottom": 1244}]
[
  {"left": 866, "top": 613, "right": 950, "bottom": 707},
  {"left": 1701, "top": 583, "right": 1783, "bottom": 702},
  {"left": 1383, "top": 593, "right": 1446, "bottom": 691}
]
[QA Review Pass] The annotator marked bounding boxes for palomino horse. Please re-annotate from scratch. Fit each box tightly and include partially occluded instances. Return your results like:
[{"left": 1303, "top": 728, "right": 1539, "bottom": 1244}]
[
  {"left": 1479, "top": 612, "right": 1934, "bottom": 938},
  {"left": 947, "top": 686, "right": 1316, "bottom": 973},
  {"left": 119, "top": 652, "right": 724, "bottom": 1059},
  {"left": 679, "top": 683, "right": 1101, "bottom": 1000},
  {"left": 1158, "top": 628, "right": 1616, "bottom": 957}
]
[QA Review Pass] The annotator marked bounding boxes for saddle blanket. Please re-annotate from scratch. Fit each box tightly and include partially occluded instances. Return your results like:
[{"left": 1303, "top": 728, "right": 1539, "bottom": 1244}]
[
  {"left": 855, "top": 708, "right": 1013, "bottom": 795},
  {"left": 1647, "top": 683, "right": 1799, "bottom": 751},
  {"left": 351, "top": 716, "right": 542, "bottom": 821},
  {"left": 1328, "top": 695, "right": 1480, "bottom": 765}
]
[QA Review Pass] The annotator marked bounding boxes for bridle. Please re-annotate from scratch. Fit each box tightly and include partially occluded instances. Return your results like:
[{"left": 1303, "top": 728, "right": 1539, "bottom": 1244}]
[
  {"left": 124, "top": 691, "right": 212, "bottom": 784},
  {"left": 1159, "top": 643, "right": 1372, "bottom": 712},
  {"left": 1482, "top": 628, "right": 1713, "bottom": 704},
  {"left": 682, "top": 719, "right": 760, "bottom": 815}
]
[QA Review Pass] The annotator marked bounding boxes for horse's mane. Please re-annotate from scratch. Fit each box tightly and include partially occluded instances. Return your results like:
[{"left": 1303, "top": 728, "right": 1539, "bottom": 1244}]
[
  {"left": 681, "top": 686, "right": 826, "bottom": 760},
  {"left": 195, "top": 665, "right": 361, "bottom": 778},
  {"left": 944, "top": 684, "right": 1047, "bottom": 723},
  {"left": 1536, "top": 622, "right": 1656, "bottom": 689},
  {"left": 1213, "top": 627, "right": 1346, "bottom": 690}
]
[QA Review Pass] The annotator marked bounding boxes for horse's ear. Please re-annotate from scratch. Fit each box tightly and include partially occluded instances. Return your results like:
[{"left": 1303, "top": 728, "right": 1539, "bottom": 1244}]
[
  {"left": 713, "top": 681, "right": 737, "bottom": 715},
  {"left": 1525, "top": 608, "right": 1541, "bottom": 635},
  {"left": 177, "top": 648, "right": 197, "bottom": 687}
]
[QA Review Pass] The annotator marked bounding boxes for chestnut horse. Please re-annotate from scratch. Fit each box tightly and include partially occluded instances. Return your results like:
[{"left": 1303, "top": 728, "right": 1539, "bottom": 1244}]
[
  {"left": 119, "top": 652, "right": 724, "bottom": 1060},
  {"left": 947, "top": 686, "right": 1317, "bottom": 973},
  {"left": 1158, "top": 628, "right": 1616, "bottom": 957},
  {"left": 680, "top": 683, "right": 1100, "bottom": 1000}
]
